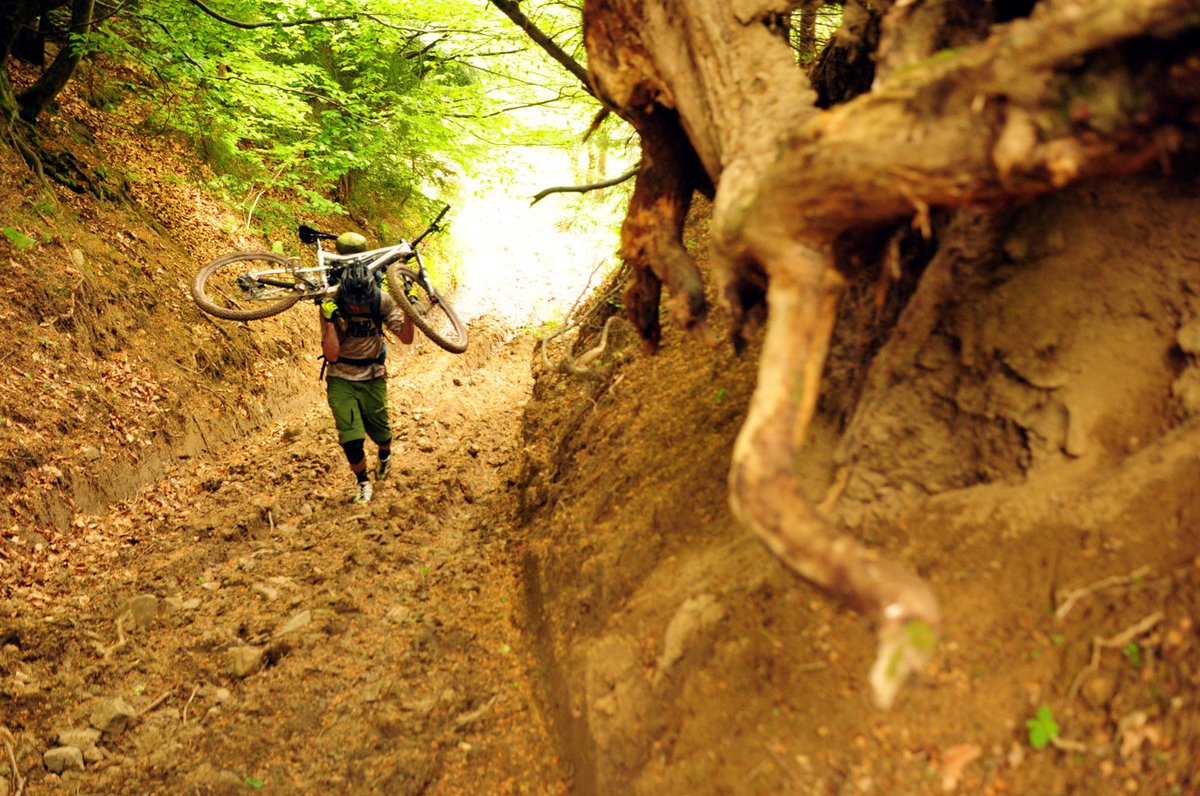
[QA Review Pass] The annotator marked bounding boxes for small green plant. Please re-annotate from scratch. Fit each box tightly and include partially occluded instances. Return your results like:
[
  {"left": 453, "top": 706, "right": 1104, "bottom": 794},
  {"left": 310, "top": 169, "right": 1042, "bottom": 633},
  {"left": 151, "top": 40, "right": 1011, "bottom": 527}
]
[
  {"left": 2, "top": 227, "right": 37, "bottom": 249},
  {"left": 1026, "top": 705, "right": 1060, "bottom": 749},
  {"left": 244, "top": 776, "right": 264, "bottom": 788},
  {"left": 715, "top": 387, "right": 728, "bottom": 403},
  {"left": 1051, "top": 633, "right": 1065, "bottom": 646},
  {"left": 1122, "top": 641, "right": 1142, "bottom": 669}
]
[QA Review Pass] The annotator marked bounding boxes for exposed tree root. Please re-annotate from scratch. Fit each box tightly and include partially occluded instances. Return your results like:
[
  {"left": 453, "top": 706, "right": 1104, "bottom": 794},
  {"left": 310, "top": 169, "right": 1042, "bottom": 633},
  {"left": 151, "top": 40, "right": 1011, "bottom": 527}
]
[
  {"left": 836, "top": 208, "right": 1010, "bottom": 464},
  {"left": 728, "top": 249, "right": 940, "bottom": 708},
  {"left": 1, "top": 725, "right": 25, "bottom": 796},
  {"left": 619, "top": 110, "right": 708, "bottom": 351},
  {"left": 1067, "top": 612, "right": 1164, "bottom": 701}
]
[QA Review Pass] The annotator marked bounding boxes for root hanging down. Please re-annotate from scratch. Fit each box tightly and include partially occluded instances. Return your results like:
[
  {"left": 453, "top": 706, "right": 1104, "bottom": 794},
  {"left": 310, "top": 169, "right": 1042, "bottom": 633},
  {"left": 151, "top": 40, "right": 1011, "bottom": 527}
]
[
  {"left": 728, "top": 245, "right": 940, "bottom": 709},
  {"left": 542, "top": 315, "right": 625, "bottom": 378}
]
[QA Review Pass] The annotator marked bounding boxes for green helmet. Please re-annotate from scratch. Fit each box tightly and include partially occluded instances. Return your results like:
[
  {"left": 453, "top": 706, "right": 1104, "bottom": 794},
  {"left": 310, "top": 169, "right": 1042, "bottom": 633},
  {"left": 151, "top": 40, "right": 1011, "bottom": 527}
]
[{"left": 335, "top": 232, "right": 368, "bottom": 254}]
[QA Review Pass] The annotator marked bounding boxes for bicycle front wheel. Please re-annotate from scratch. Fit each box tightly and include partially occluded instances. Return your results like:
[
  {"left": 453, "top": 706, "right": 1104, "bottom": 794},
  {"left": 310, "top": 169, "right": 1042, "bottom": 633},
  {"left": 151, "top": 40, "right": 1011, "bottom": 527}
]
[
  {"left": 191, "top": 252, "right": 304, "bottom": 321},
  {"left": 388, "top": 266, "right": 469, "bottom": 354}
]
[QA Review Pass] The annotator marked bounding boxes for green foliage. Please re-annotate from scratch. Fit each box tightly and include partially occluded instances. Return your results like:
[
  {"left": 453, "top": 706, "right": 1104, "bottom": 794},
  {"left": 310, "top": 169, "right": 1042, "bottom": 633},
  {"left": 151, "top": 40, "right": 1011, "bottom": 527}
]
[
  {"left": 1122, "top": 641, "right": 1142, "bottom": 669},
  {"left": 1026, "top": 705, "right": 1060, "bottom": 750},
  {"left": 2, "top": 228, "right": 38, "bottom": 249},
  {"left": 82, "top": 0, "right": 600, "bottom": 224}
]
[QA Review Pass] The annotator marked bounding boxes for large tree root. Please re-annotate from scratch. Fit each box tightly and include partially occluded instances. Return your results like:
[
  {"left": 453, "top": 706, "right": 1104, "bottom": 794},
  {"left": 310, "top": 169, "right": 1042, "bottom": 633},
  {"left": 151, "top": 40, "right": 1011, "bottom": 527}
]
[
  {"left": 619, "top": 109, "right": 708, "bottom": 351},
  {"left": 728, "top": 245, "right": 940, "bottom": 708},
  {"left": 835, "top": 207, "right": 1009, "bottom": 465}
]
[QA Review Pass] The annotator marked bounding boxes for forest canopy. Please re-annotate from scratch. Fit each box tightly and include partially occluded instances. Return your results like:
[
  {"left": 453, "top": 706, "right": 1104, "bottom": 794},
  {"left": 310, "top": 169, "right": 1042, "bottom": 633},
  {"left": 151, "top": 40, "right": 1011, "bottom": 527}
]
[{"left": 0, "top": 0, "right": 600, "bottom": 228}]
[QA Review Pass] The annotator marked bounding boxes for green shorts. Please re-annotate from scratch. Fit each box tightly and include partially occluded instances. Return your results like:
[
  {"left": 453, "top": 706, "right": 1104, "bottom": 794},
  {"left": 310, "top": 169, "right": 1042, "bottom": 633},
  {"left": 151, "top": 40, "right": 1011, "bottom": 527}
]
[{"left": 326, "top": 376, "right": 392, "bottom": 445}]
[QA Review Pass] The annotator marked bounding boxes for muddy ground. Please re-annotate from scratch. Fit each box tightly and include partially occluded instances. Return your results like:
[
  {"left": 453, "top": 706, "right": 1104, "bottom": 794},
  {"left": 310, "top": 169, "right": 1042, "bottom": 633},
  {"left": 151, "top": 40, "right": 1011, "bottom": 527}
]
[{"left": 3, "top": 60, "right": 1200, "bottom": 796}]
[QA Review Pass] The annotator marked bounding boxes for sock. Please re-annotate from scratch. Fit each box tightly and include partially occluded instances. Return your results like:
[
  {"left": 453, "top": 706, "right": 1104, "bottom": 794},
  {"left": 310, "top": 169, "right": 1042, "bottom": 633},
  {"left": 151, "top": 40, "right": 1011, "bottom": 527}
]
[{"left": 355, "top": 469, "right": 369, "bottom": 484}]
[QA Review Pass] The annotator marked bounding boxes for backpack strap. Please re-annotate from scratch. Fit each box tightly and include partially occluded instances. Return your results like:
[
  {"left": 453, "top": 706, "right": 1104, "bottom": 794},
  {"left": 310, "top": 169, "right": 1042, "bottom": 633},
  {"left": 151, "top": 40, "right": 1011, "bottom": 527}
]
[{"left": 332, "top": 348, "right": 387, "bottom": 367}]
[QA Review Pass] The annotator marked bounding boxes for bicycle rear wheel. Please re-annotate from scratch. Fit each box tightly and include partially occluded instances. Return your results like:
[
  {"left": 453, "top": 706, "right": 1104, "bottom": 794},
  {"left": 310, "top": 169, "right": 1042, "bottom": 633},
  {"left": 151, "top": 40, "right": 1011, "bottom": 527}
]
[
  {"left": 388, "top": 266, "right": 469, "bottom": 354},
  {"left": 191, "top": 252, "right": 304, "bottom": 321}
]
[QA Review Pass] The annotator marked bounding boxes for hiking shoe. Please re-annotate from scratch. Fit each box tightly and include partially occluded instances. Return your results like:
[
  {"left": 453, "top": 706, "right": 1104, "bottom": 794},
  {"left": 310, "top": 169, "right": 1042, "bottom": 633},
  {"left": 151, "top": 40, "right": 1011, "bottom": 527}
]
[
  {"left": 353, "top": 480, "right": 373, "bottom": 504},
  {"left": 377, "top": 457, "right": 392, "bottom": 481}
]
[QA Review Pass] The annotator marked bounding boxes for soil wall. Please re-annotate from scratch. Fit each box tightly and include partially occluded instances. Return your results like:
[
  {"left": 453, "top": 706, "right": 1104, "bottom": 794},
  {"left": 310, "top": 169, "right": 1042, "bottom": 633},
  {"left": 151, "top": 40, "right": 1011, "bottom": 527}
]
[{"left": 514, "top": 173, "right": 1200, "bottom": 794}]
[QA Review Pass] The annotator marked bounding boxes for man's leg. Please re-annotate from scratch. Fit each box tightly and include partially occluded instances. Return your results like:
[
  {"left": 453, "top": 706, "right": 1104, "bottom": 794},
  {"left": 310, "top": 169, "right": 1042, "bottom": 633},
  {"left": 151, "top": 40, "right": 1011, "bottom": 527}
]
[
  {"left": 327, "top": 377, "right": 373, "bottom": 503},
  {"left": 359, "top": 377, "right": 394, "bottom": 480}
]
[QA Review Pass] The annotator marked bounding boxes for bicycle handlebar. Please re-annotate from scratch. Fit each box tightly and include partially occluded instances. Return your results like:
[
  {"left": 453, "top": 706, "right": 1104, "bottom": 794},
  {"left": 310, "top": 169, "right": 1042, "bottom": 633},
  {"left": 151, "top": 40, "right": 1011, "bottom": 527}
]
[
  {"left": 298, "top": 224, "right": 338, "bottom": 244},
  {"left": 410, "top": 204, "right": 451, "bottom": 249},
  {"left": 298, "top": 204, "right": 449, "bottom": 249}
]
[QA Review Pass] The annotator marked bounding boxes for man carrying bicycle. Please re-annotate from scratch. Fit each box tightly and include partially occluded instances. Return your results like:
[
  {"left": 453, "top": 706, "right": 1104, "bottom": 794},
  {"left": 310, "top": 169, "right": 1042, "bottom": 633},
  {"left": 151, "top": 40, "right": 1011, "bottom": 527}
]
[{"left": 319, "top": 232, "right": 415, "bottom": 504}]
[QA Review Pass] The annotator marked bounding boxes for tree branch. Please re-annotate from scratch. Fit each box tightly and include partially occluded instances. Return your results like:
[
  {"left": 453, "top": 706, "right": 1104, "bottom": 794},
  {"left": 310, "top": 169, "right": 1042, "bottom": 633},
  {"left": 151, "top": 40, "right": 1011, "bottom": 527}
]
[
  {"left": 530, "top": 165, "right": 638, "bottom": 204},
  {"left": 446, "top": 90, "right": 587, "bottom": 119},
  {"left": 183, "top": 0, "right": 359, "bottom": 29},
  {"left": 487, "top": 0, "right": 593, "bottom": 96}
]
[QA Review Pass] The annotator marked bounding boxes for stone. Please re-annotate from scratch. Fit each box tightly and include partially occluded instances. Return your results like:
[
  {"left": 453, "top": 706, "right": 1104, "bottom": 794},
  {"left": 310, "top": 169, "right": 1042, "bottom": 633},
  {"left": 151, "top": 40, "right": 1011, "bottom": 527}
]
[
  {"left": 1179, "top": 319, "right": 1200, "bottom": 354},
  {"left": 43, "top": 746, "right": 85, "bottom": 774},
  {"left": 186, "top": 763, "right": 246, "bottom": 795},
  {"left": 276, "top": 610, "right": 311, "bottom": 636},
  {"left": 121, "top": 594, "right": 159, "bottom": 628},
  {"left": 656, "top": 594, "right": 727, "bottom": 683},
  {"left": 1172, "top": 368, "right": 1200, "bottom": 416},
  {"left": 55, "top": 728, "right": 101, "bottom": 750},
  {"left": 90, "top": 697, "right": 136, "bottom": 739},
  {"left": 386, "top": 605, "right": 413, "bottom": 625},
  {"left": 226, "top": 646, "right": 265, "bottom": 679},
  {"left": 81, "top": 446, "right": 102, "bottom": 462},
  {"left": 1082, "top": 672, "right": 1118, "bottom": 709}
]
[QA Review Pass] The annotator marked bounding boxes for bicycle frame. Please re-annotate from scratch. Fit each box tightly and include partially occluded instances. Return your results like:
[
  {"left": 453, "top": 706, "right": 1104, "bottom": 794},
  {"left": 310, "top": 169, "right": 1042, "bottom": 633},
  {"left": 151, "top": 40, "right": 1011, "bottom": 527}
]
[
  {"left": 284, "top": 206, "right": 450, "bottom": 301},
  {"left": 191, "top": 204, "right": 464, "bottom": 348},
  {"left": 246, "top": 237, "right": 439, "bottom": 303}
]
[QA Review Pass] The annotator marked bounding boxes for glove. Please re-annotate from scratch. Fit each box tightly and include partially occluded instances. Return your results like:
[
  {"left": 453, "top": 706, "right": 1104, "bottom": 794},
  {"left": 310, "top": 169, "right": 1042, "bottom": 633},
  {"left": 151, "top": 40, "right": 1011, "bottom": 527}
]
[{"left": 318, "top": 299, "right": 341, "bottom": 322}]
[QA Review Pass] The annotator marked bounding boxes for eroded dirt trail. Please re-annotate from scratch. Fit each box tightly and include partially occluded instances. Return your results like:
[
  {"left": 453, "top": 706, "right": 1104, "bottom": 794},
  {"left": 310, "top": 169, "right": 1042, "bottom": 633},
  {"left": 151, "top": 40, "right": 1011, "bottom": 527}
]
[{"left": 3, "top": 321, "right": 569, "bottom": 794}]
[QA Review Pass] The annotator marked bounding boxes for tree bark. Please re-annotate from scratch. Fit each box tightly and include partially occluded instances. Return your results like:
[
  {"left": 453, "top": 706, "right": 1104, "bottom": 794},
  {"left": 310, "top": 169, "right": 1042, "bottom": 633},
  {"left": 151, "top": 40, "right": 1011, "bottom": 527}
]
[{"left": 16, "top": 0, "right": 93, "bottom": 123}]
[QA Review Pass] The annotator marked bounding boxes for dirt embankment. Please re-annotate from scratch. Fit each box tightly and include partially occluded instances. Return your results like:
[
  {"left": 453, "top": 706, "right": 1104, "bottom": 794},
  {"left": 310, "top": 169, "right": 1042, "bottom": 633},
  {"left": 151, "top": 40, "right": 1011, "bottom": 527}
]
[
  {"left": 0, "top": 91, "right": 325, "bottom": 565},
  {"left": 513, "top": 174, "right": 1200, "bottom": 794}
]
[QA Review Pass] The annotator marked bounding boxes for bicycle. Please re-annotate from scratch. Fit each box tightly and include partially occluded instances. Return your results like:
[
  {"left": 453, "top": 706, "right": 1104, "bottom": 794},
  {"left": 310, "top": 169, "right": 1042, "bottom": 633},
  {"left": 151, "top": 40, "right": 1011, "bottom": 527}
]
[{"left": 190, "top": 204, "right": 469, "bottom": 354}]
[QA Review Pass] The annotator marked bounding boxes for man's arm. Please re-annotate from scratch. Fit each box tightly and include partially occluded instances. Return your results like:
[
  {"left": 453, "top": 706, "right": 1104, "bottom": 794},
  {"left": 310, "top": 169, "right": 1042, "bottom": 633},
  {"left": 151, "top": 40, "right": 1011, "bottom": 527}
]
[
  {"left": 318, "top": 300, "right": 342, "bottom": 361},
  {"left": 381, "top": 295, "right": 415, "bottom": 345},
  {"left": 321, "top": 317, "right": 340, "bottom": 362}
]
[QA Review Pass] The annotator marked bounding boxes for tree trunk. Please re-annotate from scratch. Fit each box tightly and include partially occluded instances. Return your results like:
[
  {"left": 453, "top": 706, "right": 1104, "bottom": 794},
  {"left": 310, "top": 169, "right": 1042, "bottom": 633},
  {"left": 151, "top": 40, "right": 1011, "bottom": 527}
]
[
  {"left": 17, "top": 0, "right": 95, "bottom": 123},
  {"left": 582, "top": 0, "right": 1200, "bottom": 706}
]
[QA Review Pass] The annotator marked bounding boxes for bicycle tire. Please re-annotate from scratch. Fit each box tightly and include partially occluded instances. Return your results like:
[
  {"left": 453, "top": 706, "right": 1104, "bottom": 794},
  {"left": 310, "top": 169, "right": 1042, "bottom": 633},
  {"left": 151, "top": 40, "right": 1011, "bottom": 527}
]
[
  {"left": 191, "top": 251, "right": 304, "bottom": 321},
  {"left": 387, "top": 265, "right": 469, "bottom": 354}
]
